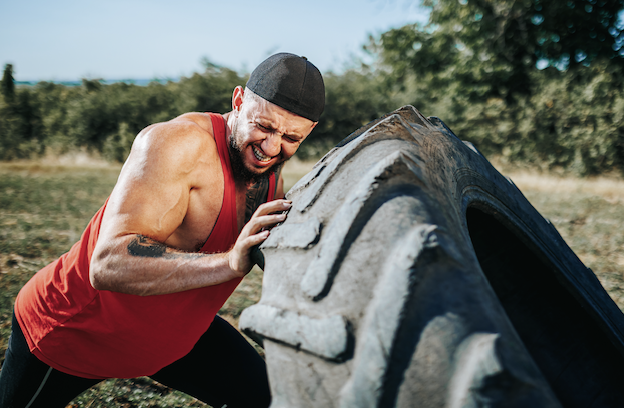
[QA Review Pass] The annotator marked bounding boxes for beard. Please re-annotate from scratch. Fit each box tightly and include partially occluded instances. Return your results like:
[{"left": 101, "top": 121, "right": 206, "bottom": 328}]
[{"left": 228, "top": 124, "right": 283, "bottom": 185}]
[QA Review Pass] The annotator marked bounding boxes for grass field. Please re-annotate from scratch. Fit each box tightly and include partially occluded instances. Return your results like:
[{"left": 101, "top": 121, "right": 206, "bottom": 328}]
[{"left": 0, "top": 156, "right": 623, "bottom": 407}]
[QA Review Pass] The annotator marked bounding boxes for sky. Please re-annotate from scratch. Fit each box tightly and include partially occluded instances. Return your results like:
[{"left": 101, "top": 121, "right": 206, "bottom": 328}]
[{"left": 0, "top": 0, "right": 429, "bottom": 82}]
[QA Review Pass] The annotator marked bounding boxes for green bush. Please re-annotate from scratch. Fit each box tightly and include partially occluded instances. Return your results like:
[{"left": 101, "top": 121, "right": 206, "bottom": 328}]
[
  {"left": 0, "top": 88, "right": 45, "bottom": 160},
  {"left": 2, "top": 47, "right": 624, "bottom": 176}
]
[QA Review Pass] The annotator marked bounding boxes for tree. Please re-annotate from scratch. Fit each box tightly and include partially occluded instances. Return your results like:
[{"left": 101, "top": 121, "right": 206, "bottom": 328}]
[
  {"left": 0, "top": 64, "right": 45, "bottom": 159},
  {"left": 1, "top": 64, "right": 15, "bottom": 102},
  {"left": 371, "top": 0, "right": 624, "bottom": 101},
  {"left": 303, "top": 69, "right": 403, "bottom": 158},
  {"left": 366, "top": 0, "right": 624, "bottom": 175}
]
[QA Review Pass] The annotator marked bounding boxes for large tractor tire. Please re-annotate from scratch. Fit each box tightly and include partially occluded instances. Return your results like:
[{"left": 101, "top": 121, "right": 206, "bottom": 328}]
[{"left": 240, "top": 106, "right": 624, "bottom": 407}]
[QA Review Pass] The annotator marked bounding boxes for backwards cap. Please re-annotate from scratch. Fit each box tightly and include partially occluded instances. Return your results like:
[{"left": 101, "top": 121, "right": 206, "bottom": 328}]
[{"left": 246, "top": 53, "right": 325, "bottom": 122}]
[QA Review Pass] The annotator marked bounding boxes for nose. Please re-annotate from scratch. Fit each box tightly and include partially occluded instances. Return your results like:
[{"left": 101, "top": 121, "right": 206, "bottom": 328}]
[{"left": 261, "top": 133, "right": 282, "bottom": 157}]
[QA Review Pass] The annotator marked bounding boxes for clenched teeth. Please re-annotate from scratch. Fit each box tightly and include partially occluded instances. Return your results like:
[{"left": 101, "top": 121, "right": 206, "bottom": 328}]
[{"left": 253, "top": 146, "right": 271, "bottom": 162}]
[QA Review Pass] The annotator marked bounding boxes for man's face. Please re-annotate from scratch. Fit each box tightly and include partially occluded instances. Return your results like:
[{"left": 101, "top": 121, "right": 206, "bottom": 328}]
[{"left": 229, "top": 91, "right": 317, "bottom": 184}]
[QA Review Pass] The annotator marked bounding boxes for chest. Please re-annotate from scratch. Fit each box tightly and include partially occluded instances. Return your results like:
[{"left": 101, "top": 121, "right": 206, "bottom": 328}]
[
  {"left": 165, "top": 174, "right": 272, "bottom": 252},
  {"left": 161, "top": 185, "right": 220, "bottom": 251},
  {"left": 235, "top": 177, "right": 273, "bottom": 232}
]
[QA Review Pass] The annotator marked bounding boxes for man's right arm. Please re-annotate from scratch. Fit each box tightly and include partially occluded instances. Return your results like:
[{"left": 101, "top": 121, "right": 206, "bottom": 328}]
[
  {"left": 89, "top": 114, "right": 288, "bottom": 296},
  {"left": 90, "top": 204, "right": 286, "bottom": 296}
]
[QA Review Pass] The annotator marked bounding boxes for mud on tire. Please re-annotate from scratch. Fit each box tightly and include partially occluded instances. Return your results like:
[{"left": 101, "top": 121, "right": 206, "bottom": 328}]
[{"left": 240, "top": 106, "right": 624, "bottom": 408}]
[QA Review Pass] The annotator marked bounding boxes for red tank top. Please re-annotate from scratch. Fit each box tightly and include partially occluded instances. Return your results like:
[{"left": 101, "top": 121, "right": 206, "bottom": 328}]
[{"left": 15, "top": 113, "right": 276, "bottom": 379}]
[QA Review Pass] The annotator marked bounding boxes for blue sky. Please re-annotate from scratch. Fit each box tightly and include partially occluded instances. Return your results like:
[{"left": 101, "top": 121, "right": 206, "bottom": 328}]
[{"left": 0, "top": 0, "right": 429, "bottom": 81}]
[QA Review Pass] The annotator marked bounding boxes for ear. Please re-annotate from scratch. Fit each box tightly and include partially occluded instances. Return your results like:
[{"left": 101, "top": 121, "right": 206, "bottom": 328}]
[{"left": 232, "top": 86, "right": 244, "bottom": 113}]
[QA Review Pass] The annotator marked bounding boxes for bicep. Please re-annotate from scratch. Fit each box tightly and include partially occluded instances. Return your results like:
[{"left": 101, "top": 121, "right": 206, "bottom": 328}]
[
  {"left": 90, "top": 154, "right": 193, "bottom": 287},
  {"left": 97, "top": 122, "right": 208, "bottom": 245},
  {"left": 102, "top": 168, "right": 190, "bottom": 243}
]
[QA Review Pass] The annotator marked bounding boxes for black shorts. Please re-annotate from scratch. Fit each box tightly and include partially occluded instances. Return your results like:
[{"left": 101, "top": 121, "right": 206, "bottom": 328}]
[{"left": 0, "top": 312, "right": 270, "bottom": 408}]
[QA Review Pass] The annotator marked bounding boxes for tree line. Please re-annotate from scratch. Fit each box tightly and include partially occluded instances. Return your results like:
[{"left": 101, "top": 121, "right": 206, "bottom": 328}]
[
  {"left": 2, "top": 0, "right": 624, "bottom": 175},
  {"left": 0, "top": 61, "right": 398, "bottom": 163}
]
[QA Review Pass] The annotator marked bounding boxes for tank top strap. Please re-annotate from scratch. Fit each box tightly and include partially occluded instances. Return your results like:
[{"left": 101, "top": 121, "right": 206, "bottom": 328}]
[
  {"left": 200, "top": 113, "right": 238, "bottom": 253},
  {"left": 268, "top": 171, "right": 276, "bottom": 201}
]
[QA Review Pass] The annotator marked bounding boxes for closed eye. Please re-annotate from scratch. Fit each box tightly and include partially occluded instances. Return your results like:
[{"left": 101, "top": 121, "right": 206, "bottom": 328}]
[{"left": 256, "top": 122, "right": 301, "bottom": 142}]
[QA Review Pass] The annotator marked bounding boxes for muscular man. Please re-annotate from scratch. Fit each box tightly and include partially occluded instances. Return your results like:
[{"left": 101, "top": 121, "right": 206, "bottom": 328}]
[{"left": 0, "top": 53, "right": 325, "bottom": 408}]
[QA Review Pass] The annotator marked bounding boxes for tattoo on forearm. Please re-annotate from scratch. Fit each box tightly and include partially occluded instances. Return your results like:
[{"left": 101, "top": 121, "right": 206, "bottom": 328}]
[
  {"left": 127, "top": 235, "right": 167, "bottom": 257},
  {"left": 127, "top": 235, "right": 209, "bottom": 259}
]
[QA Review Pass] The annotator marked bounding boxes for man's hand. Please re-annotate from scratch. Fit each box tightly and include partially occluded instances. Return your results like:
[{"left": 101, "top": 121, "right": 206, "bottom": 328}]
[{"left": 228, "top": 199, "right": 292, "bottom": 275}]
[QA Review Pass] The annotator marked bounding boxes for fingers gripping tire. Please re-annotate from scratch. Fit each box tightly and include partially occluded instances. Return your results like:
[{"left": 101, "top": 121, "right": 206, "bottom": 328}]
[{"left": 240, "top": 106, "right": 624, "bottom": 407}]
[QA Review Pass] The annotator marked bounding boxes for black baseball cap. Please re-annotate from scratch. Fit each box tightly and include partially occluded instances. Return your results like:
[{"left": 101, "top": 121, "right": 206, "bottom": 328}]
[{"left": 246, "top": 53, "right": 325, "bottom": 122}]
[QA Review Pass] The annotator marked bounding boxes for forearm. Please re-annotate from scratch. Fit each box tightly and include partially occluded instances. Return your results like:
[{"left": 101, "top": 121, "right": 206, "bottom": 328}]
[
  {"left": 90, "top": 235, "right": 239, "bottom": 296},
  {"left": 91, "top": 199, "right": 290, "bottom": 296}
]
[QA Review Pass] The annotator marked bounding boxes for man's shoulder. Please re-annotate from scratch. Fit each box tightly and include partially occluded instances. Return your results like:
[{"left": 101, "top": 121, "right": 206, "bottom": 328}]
[
  {"left": 164, "top": 112, "right": 216, "bottom": 144},
  {"left": 125, "top": 112, "right": 223, "bottom": 181},
  {"left": 171, "top": 112, "right": 217, "bottom": 133},
  {"left": 139, "top": 113, "right": 219, "bottom": 156}
]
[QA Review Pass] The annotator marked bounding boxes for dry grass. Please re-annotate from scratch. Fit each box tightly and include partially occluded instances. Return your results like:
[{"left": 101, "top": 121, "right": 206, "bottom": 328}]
[
  {"left": 509, "top": 171, "right": 624, "bottom": 204},
  {"left": 23, "top": 148, "right": 116, "bottom": 168}
]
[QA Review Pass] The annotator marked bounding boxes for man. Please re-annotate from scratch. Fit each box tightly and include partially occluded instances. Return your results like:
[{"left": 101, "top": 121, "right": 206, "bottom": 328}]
[{"left": 0, "top": 53, "right": 325, "bottom": 408}]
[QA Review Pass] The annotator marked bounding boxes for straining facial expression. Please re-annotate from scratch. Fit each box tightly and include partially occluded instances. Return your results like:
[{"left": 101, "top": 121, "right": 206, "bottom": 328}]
[{"left": 229, "top": 88, "right": 317, "bottom": 184}]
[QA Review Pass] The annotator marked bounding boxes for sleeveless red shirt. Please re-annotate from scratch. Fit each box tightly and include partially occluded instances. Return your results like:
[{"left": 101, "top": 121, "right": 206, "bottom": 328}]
[{"left": 14, "top": 113, "right": 275, "bottom": 379}]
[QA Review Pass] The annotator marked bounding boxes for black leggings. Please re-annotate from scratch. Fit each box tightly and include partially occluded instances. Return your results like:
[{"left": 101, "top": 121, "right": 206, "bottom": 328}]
[{"left": 0, "top": 313, "right": 270, "bottom": 408}]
